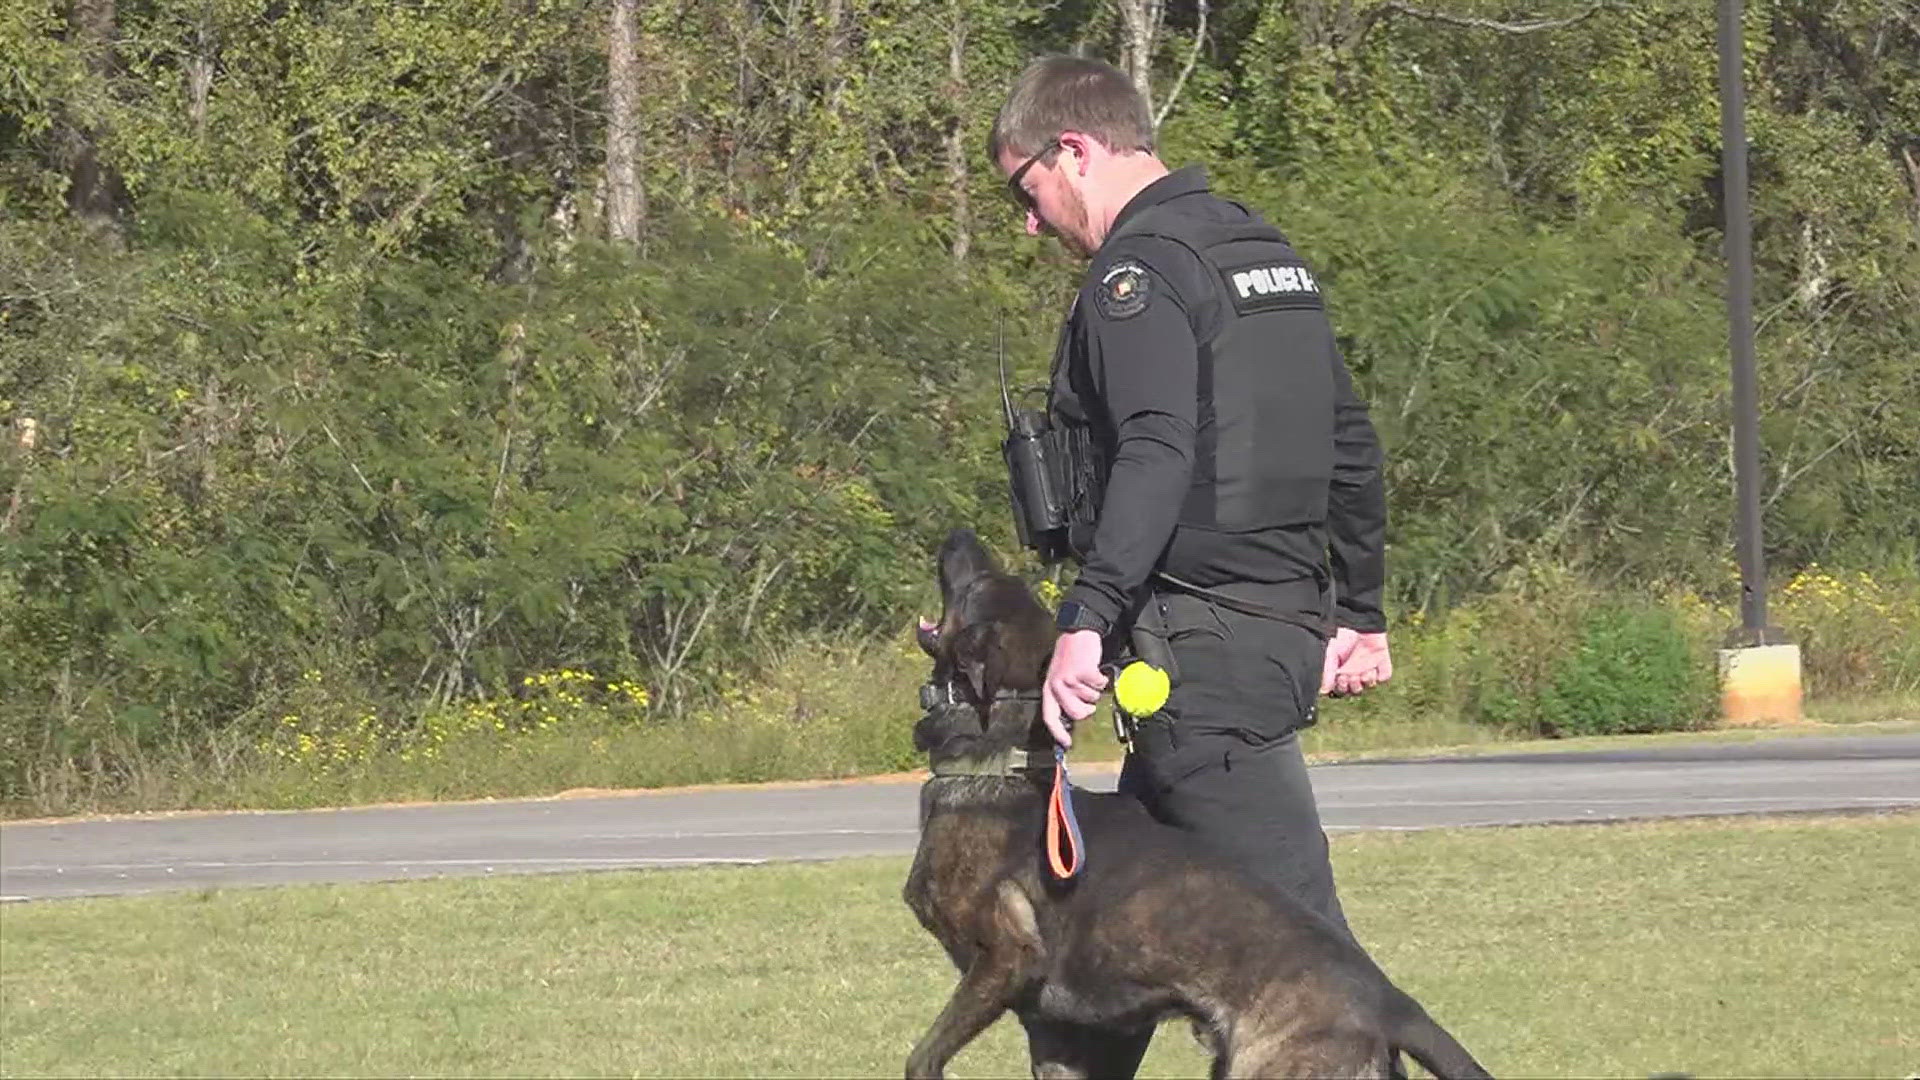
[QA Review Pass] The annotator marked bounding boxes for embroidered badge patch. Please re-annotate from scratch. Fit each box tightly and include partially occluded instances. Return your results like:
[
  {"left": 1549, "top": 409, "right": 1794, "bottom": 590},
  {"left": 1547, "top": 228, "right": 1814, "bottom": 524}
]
[{"left": 1094, "top": 259, "right": 1152, "bottom": 320}]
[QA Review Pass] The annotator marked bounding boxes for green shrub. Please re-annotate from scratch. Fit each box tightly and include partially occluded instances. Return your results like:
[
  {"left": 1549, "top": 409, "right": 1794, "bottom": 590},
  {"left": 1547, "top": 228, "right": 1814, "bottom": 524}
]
[{"left": 1533, "top": 605, "right": 1717, "bottom": 736}]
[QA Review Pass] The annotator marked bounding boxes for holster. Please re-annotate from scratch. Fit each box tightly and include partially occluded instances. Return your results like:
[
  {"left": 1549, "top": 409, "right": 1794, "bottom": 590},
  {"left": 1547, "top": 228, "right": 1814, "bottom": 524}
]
[
  {"left": 1004, "top": 411, "right": 1105, "bottom": 564},
  {"left": 1126, "top": 593, "right": 1181, "bottom": 689},
  {"left": 1104, "top": 592, "right": 1181, "bottom": 747}
]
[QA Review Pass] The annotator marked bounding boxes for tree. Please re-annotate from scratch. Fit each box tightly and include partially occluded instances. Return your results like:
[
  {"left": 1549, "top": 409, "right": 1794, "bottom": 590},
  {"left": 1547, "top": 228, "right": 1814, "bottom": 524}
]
[
  {"left": 946, "top": 0, "right": 972, "bottom": 262},
  {"left": 59, "top": 0, "right": 125, "bottom": 234},
  {"left": 606, "top": 0, "right": 646, "bottom": 246}
]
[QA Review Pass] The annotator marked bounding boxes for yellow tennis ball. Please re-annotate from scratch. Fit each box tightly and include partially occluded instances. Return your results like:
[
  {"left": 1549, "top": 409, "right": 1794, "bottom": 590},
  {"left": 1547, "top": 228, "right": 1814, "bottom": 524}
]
[{"left": 1113, "top": 661, "right": 1170, "bottom": 717}]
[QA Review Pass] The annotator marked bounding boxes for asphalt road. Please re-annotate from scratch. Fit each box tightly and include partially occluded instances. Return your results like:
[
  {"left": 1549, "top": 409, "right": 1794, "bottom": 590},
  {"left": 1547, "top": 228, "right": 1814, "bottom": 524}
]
[{"left": 3, "top": 733, "right": 1915, "bottom": 902}]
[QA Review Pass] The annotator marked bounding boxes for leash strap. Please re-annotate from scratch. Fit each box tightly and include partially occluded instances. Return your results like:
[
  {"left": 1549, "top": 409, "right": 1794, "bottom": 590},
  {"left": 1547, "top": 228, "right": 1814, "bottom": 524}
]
[{"left": 1045, "top": 746, "right": 1084, "bottom": 881}]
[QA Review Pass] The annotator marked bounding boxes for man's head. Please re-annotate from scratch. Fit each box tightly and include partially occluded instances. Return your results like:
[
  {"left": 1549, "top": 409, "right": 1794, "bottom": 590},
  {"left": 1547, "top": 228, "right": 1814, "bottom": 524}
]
[{"left": 988, "top": 55, "right": 1167, "bottom": 258}]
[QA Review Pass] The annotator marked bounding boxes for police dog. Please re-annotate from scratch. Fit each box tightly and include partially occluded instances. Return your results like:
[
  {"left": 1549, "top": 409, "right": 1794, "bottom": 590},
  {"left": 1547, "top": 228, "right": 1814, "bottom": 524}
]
[{"left": 903, "top": 528, "right": 1490, "bottom": 1080}]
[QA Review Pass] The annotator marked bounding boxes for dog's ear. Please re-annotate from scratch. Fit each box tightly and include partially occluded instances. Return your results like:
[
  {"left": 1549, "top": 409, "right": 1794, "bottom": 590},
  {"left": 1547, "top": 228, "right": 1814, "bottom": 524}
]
[
  {"left": 945, "top": 622, "right": 1001, "bottom": 727},
  {"left": 962, "top": 657, "right": 991, "bottom": 721}
]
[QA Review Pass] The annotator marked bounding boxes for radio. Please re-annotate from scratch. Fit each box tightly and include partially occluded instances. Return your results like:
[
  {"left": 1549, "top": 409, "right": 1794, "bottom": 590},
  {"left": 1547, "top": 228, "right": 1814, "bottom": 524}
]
[{"left": 999, "top": 327, "right": 1100, "bottom": 563}]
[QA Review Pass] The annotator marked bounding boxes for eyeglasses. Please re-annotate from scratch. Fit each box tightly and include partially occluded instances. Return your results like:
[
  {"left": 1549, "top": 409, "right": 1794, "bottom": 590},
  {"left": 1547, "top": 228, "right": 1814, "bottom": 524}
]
[{"left": 1006, "top": 140, "right": 1061, "bottom": 214}]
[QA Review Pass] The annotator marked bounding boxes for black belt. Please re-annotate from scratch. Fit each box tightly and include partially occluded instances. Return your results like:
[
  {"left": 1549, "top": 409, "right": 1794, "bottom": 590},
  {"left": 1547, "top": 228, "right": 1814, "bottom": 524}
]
[{"left": 1149, "top": 570, "right": 1333, "bottom": 639}]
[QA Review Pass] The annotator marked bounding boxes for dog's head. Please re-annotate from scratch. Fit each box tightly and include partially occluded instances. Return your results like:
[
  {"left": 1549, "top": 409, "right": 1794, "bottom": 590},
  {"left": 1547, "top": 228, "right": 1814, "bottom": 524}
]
[{"left": 914, "top": 529, "right": 1055, "bottom": 754}]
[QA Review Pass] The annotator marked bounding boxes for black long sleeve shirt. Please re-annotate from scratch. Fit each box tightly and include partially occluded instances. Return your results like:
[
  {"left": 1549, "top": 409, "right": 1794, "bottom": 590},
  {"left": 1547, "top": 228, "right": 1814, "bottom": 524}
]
[{"left": 1049, "top": 167, "right": 1389, "bottom": 636}]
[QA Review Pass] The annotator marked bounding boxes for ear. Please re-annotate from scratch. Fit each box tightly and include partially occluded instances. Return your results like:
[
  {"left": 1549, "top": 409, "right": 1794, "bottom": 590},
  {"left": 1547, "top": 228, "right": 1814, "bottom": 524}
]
[
  {"left": 964, "top": 651, "right": 1011, "bottom": 730},
  {"left": 961, "top": 657, "right": 990, "bottom": 712},
  {"left": 1056, "top": 130, "right": 1097, "bottom": 176},
  {"left": 946, "top": 622, "right": 1000, "bottom": 727}
]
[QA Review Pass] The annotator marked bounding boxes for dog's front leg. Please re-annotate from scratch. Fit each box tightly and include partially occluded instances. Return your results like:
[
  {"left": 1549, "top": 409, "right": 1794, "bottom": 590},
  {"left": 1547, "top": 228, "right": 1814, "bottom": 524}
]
[
  {"left": 905, "top": 948, "right": 1026, "bottom": 1080},
  {"left": 907, "top": 882, "right": 1044, "bottom": 1080}
]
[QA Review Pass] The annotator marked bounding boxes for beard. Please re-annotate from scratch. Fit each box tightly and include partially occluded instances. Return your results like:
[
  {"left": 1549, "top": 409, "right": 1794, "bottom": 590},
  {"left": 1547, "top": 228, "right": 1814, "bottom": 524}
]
[
  {"left": 1036, "top": 184, "right": 1098, "bottom": 261},
  {"left": 1049, "top": 185, "right": 1096, "bottom": 260}
]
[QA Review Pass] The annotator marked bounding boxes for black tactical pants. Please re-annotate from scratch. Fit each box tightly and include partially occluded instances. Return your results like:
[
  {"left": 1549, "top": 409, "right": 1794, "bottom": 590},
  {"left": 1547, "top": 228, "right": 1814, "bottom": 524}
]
[
  {"left": 1114, "top": 589, "right": 1350, "bottom": 932},
  {"left": 1018, "top": 590, "right": 1353, "bottom": 1079}
]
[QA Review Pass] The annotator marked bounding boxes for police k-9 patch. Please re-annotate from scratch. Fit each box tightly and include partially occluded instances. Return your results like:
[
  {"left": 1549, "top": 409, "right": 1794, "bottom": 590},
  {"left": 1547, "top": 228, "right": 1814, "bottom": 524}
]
[
  {"left": 1220, "top": 259, "right": 1324, "bottom": 314},
  {"left": 1094, "top": 259, "right": 1152, "bottom": 320}
]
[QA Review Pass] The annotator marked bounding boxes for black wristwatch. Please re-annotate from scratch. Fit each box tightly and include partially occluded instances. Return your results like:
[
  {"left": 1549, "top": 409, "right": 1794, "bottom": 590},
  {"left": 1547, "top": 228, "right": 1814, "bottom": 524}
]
[{"left": 1055, "top": 600, "right": 1108, "bottom": 635}]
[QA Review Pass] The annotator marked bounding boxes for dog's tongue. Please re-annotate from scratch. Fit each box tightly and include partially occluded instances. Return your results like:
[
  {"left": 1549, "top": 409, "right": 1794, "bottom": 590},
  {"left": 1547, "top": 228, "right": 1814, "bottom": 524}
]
[{"left": 918, "top": 617, "right": 938, "bottom": 633}]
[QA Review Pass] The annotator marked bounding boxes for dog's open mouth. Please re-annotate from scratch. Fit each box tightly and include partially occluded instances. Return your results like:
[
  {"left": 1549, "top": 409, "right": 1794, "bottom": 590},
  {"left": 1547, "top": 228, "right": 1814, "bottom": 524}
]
[{"left": 916, "top": 616, "right": 942, "bottom": 656}]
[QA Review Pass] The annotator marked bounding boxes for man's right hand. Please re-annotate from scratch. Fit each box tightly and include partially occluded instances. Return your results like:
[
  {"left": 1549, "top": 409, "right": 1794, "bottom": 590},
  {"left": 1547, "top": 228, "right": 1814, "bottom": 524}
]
[
  {"left": 1042, "top": 629, "right": 1108, "bottom": 748},
  {"left": 1320, "top": 627, "right": 1393, "bottom": 697}
]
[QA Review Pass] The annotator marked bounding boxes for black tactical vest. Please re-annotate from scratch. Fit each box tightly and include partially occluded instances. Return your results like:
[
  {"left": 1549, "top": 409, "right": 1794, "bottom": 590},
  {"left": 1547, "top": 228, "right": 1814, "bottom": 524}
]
[{"left": 1054, "top": 199, "right": 1339, "bottom": 533}]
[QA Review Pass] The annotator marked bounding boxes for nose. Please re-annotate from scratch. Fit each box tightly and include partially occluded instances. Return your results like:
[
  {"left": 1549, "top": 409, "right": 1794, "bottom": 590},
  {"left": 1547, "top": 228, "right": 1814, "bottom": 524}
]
[{"left": 1026, "top": 209, "right": 1040, "bottom": 236}]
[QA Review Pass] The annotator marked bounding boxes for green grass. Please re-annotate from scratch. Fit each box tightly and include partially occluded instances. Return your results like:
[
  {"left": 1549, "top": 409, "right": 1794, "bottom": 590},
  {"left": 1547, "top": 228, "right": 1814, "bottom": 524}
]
[{"left": 4, "top": 813, "right": 1915, "bottom": 1077}]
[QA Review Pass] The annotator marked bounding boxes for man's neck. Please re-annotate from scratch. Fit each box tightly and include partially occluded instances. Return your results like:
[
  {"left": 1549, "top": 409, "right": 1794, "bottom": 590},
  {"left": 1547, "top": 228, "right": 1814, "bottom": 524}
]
[{"left": 1089, "top": 154, "right": 1171, "bottom": 250}]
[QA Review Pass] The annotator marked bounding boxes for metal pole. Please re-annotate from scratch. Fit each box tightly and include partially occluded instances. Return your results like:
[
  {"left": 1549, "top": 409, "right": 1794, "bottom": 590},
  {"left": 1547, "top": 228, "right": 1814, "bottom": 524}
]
[{"left": 1718, "top": 0, "right": 1767, "bottom": 638}]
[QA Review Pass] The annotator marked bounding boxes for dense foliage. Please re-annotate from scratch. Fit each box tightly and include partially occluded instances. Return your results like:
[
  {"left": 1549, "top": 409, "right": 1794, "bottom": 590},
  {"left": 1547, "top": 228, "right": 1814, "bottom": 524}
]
[{"left": 3, "top": 0, "right": 1915, "bottom": 804}]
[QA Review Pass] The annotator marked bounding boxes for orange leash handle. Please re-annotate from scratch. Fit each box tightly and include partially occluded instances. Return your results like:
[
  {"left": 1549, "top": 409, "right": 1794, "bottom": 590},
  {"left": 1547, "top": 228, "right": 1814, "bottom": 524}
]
[{"left": 1045, "top": 746, "right": 1084, "bottom": 881}]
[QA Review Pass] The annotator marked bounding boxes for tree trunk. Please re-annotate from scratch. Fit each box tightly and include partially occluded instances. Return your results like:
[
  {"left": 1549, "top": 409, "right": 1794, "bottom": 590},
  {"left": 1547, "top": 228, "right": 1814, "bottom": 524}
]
[
  {"left": 946, "top": 3, "right": 970, "bottom": 263},
  {"left": 185, "top": 18, "right": 214, "bottom": 141},
  {"left": 606, "top": 0, "right": 645, "bottom": 246},
  {"left": 824, "top": 0, "right": 849, "bottom": 111},
  {"left": 61, "top": 0, "right": 123, "bottom": 234},
  {"left": 1113, "top": 0, "right": 1163, "bottom": 120}
]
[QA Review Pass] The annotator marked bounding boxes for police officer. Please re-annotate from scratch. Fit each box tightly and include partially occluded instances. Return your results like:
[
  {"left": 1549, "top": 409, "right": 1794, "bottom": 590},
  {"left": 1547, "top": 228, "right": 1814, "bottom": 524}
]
[{"left": 990, "top": 53, "right": 1395, "bottom": 1074}]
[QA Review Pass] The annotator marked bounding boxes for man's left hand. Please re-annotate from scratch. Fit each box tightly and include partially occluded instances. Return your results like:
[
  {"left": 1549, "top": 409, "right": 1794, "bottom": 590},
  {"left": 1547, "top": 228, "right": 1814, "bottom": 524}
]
[
  {"left": 1321, "top": 628, "right": 1393, "bottom": 697},
  {"left": 1041, "top": 629, "right": 1108, "bottom": 748}
]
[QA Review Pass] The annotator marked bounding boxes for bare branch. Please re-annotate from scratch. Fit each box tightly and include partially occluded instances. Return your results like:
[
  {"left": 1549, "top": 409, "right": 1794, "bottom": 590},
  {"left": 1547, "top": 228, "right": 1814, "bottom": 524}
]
[
  {"left": 1901, "top": 143, "right": 1920, "bottom": 230},
  {"left": 320, "top": 423, "right": 378, "bottom": 496},
  {"left": 1765, "top": 397, "right": 1895, "bottom": 509},
  {"left": 1376, "top": 0, "right": 1610, "bottom": 35},
  {"left": 1153, "top": 0, "right": 1208, "bottom": 130},
  {"left": 1114, "top": 0, "right": 1167, "bottom": 119},
  {"left": 739, "top": 556, "right": 788, "bottom": 641}
]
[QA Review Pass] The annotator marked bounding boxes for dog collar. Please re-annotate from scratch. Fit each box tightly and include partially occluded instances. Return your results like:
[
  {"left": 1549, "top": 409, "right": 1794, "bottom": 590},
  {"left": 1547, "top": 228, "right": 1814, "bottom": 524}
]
[
  {"left": 928, "top": 747, "right": 1054, "bottom": 777},
  {"left": 918, "top": 681, "right": 1043, "bottom": 712}
]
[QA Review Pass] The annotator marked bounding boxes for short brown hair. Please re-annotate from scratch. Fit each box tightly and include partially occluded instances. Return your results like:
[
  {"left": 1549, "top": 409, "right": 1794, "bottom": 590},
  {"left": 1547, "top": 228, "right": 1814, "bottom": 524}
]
[{"left": 987, "top": 55, "right": 1155, "bottom": 165}]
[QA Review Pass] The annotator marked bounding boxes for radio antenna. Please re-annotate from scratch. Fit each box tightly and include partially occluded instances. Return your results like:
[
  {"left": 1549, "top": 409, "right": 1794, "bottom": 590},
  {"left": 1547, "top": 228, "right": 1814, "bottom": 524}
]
[{"left": 998, "top": 319, "right": 1016, "bottom": 429}]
